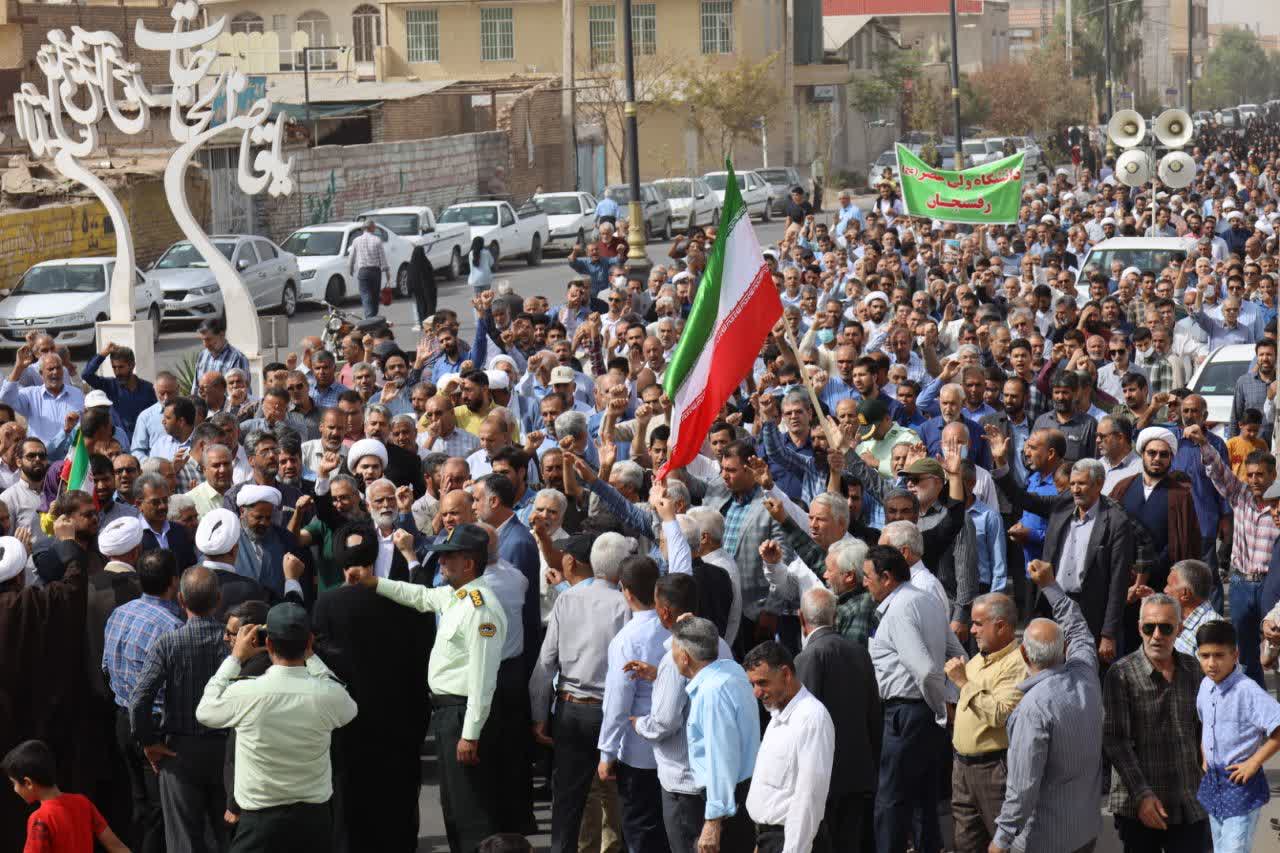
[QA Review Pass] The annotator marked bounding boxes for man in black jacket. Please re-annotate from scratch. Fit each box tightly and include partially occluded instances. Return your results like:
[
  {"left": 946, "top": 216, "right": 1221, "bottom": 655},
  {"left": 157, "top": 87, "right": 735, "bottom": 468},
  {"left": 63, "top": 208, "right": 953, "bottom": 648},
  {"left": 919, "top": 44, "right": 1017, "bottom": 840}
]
[
  {"left": 312, "top": 523, "right": 434, "bottom": 853},
  {"left": 795, "top": 586, "right": 881, "bottom": 853}
]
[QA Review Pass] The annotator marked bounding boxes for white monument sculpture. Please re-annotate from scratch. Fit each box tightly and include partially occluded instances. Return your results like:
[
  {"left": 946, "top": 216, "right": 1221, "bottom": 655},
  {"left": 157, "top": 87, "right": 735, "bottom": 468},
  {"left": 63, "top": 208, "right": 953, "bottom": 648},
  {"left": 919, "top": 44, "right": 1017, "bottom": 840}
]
[
  {"left": 137, "top": 0, "right": 294, "bottom": 388},
  {"left": 13, "top": 27, "right": 160, "bottom": 374}
]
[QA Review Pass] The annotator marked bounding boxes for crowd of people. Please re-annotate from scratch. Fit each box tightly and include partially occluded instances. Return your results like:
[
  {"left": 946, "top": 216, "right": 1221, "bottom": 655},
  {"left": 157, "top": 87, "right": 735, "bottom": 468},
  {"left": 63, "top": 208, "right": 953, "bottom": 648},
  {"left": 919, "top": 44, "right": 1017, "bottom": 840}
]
[{"left": 4, "top": 114, "right": 1280, "bottom": 853}]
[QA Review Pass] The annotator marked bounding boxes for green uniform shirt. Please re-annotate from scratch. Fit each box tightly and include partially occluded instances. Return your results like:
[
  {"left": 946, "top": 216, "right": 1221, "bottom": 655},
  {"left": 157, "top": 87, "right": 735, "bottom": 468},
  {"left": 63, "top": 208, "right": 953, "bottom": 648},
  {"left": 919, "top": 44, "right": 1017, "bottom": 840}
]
[
  {"left": 855, "top": 424, "right": 920, "bottom": 478},
  {"left": 195, "top": 655, "right": 358, "bottom": 810},
  {"left": 376, "top": 576, "right": 508, "bottom": 740}
]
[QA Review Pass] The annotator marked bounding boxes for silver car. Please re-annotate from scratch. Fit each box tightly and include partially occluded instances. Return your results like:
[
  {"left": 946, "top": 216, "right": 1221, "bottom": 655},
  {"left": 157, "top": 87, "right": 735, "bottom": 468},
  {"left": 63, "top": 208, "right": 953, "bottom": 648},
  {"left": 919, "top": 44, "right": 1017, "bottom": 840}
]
[
  {"left": 756, "top": 167, "right": 803, "bottom": 215},
  {"left": 152, "top": 235, "right": 301, "bottom": 324}
]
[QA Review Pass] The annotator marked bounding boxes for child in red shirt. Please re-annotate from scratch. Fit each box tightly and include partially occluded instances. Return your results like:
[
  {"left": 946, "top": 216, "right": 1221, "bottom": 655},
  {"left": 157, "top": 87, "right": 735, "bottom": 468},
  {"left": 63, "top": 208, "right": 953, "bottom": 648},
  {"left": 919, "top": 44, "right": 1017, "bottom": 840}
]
[{"left": 3, "top": 739, "right": 128, "bottom": 853}]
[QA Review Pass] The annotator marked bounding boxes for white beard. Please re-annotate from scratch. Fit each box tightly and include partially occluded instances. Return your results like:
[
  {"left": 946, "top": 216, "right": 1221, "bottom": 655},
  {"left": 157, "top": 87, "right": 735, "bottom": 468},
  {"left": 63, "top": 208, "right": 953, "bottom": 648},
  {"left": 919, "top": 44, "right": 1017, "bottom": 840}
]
[{"left": 370, "top": 508, "right": 396, "bottom": 531}]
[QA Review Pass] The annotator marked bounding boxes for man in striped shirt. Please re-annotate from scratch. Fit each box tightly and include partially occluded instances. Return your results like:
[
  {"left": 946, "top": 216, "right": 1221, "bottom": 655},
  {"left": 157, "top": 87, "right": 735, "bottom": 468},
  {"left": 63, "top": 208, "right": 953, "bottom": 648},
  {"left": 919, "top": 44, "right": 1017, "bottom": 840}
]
[
  {"left": 349, "top": 220, "right": 390, "bottom": 318},
  {"left": 1185, "top": 423, "right": 1279, "bottom": 688}
]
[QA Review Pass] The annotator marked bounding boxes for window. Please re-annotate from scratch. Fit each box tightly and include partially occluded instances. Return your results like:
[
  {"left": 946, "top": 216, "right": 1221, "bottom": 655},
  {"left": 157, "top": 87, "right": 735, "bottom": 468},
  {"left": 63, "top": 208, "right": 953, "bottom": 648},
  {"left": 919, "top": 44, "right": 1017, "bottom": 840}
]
[
  {"left": 255, "top": 240, "right": 278, "bottom": 260},
  {"left": 589, "top": 5, "right": 616, "bottom": 68},
  {"left": 700, "top": 0, "right": 733, "bottom": 54},
  {"left": 480, "top": 7, "right": 514, "bottom": 61},
  {"left": 271, "top": 14, "right": 289, "bottom": 32},
  {"left": 500, "top": 206, "right": 515, "bottom": 227},
  {"left": 632, "top": 3, "right": 656, "bottom": 55},
  {"left": 230, "top": 12, "right": 265, "bottom": 34},
  {"left": 407, "top": 9, "right": 440, "bottom": 62},
  {"left": 352, "top": 4, "right": 382, "bottom": 63}
]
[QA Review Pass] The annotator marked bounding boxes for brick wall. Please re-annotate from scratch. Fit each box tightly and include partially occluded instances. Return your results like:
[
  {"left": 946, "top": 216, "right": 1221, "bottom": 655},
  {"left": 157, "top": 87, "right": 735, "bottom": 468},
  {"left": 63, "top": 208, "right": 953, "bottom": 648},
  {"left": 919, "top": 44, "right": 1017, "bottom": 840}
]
[
  {"left": 14, "top": 3, "right": 177, "bottom": 102},
  {"left": 498, "top": 79, "right": 569, "bottom": 199},
  {"left": 0, "top": 174, "right": 208, "bottom": 289},
  {"left": 259, "top": 131, "right": 508, "bottom": 241},
  {"left": 380, "top": 93, "right": 480, "bottom": 143}
]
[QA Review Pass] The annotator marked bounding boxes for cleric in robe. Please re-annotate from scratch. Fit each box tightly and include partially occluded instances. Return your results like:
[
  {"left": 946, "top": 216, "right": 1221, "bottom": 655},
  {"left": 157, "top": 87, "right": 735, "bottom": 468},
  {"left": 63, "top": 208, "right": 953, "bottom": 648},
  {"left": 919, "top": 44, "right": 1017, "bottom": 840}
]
[{"left": 229, "top": 485, "right": 313, "bottom": 600}]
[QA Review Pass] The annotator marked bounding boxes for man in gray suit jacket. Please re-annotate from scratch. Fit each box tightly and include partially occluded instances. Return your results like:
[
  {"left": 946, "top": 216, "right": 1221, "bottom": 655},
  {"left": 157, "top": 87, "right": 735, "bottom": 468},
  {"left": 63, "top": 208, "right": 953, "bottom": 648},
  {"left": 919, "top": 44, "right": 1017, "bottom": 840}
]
[{"left": 987, "top": 428, "right": 1135, "bottom": 663}]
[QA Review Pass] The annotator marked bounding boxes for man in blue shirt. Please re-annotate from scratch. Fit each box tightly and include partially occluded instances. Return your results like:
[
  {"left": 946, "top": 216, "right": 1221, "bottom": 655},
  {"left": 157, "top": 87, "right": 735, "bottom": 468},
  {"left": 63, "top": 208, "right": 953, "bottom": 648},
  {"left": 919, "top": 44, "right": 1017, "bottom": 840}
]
[
  {"left": 599, "top": 557, "right": 669, "bottom": 853},
  {"left": 82, "top": 342, "right": 156, "bottom": 437},
  {"left": 596, "top": 194, "right": 621, "bottom": 224},
  {"left": 131, "top": 373, "right": 180, "bottom": 461},
  {"left": 672, "top": 616, "right": 759, "bottom": 853},
  {"left": 568, "top": 242, "right": 623, "bottom": 298}
]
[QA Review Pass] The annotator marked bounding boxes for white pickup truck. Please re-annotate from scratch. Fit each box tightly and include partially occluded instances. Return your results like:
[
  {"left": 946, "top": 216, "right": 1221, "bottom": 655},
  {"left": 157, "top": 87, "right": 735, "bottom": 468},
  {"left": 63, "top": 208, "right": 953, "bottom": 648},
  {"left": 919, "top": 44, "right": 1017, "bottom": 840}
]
[
  {"left": 357, "top": 206, "right": 469, "bottom": 281},
  {"left": 439, "top": 198, "right": 550, "bottom": 267}
]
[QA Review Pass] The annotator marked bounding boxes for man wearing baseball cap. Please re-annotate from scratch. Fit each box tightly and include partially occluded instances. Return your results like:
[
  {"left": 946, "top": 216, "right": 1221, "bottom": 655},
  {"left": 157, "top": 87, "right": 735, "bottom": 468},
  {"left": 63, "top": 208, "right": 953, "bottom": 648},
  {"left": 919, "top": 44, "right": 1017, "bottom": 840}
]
[
  {"left": 348, "top": 523, "right": 508, "bottom": 852},
  {"left": 853, "top": 398, "right": 920, "bottom": 478},
  {"left": 196, "top": 601, "right": 357, "bottom": 848}
]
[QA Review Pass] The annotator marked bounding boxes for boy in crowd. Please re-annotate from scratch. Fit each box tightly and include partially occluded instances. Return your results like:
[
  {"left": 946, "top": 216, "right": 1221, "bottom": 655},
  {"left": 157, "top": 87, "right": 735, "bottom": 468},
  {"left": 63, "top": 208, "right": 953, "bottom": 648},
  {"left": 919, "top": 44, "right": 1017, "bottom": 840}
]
[{"left": 3, "top": 739, "right": 130, "bottom": 853}]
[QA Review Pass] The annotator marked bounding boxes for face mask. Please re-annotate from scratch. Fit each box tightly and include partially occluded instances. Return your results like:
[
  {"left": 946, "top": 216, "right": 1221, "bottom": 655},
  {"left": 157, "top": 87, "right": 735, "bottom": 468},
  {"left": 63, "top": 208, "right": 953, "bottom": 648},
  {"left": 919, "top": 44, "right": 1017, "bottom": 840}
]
[{"left": 817, "top": 328, "right": 835, "bottom": 344}]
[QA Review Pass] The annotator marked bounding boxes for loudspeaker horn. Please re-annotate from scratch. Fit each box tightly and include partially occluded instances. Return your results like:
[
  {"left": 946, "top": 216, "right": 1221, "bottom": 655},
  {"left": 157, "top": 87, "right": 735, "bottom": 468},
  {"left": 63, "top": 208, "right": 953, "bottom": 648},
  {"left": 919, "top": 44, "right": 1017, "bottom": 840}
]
[
  {"left": 1107, "top": 109, "right": 1147, "bottom": 148},
  {"left": 1157, "top": 151, "right": 1196, "bottom": 188},
  {"left": 1154, "top": 109, "right": 1193, "bottom": 149},
  {"left": 1116, "top": 149, "right": 1153, "bottom": 187}
]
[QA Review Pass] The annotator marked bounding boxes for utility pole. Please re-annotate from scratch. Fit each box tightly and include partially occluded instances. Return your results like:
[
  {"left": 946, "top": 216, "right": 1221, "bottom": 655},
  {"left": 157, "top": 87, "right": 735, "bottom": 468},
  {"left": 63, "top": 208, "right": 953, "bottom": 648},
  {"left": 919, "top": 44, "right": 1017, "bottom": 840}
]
[
  {"left": 949, "top": 0, "right": 964, "bottom": 167},
  {"left": 562, "top": 0, "right": 576, "bottom": 189},
  {"left": 1186, "top": 0, "right": 1194, "bottom": 112},
  {"left": 1103, "top": 0, "right": 1113, "bottom": 119},
  {"left": 621, "top": 0, "right": 649, "bottom": 273},
  {"left": 1065, "top": 0, "right": 1073, "bottom": 70}
]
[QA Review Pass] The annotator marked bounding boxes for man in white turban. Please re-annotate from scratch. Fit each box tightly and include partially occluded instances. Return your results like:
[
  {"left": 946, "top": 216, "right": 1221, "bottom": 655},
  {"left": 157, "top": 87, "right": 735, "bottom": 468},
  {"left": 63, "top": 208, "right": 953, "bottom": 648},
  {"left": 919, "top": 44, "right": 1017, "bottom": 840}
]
[
  {"left": 345, "top": 438, "right": 389, "bottom": 488},
  {"left": 233, "top": 486, "right": 306, "bottom": 599},
  {"left": 99, "top": 516, "right": 146, "bottom": 572}
]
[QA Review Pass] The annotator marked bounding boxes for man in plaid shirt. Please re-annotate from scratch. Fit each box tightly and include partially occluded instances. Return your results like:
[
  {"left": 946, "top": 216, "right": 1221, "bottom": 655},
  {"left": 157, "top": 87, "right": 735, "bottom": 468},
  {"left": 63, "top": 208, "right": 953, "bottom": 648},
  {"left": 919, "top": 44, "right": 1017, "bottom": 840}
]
[
  {"left": 102, "top": 549, "right": 182, "bottom": 852},
  {"left": 1230, "top": 339, "right": 1276, "bottom": 442},
  {"left": 1187, "top": 423, "right": 1280, "bottom": 688},
  {"left": 192, "top": 318, "right": 250, "bottom": 394}
]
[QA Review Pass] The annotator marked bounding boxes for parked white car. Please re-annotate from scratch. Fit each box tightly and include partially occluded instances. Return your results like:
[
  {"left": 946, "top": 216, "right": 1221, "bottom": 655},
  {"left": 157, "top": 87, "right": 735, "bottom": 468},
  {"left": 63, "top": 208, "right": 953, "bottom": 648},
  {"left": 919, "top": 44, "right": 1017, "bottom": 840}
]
[
  {"left": 1072, "top": 237, "right": 1190, "bottom": 301},
  {"left": 1190, "top": 343, "right": 1256, "bottom": 436},
  {"left": 702, "top": 170, "right": 773, "bottom": 221},
  {"left": 653, "top": 178, "right": 719, "bottom": 231},
  {"left": 532, "top": 192, "right": 598, "bottom": 252},
  {"left": 151, "top": 235, "right": 301, "bottom": 323},
  {"left": 357, "top": 206, "right": 469, "bottom": 280},
  {"left": 0, "top": 258, "right": 164, "bottom": 350},
  {"left": 439, "top": 199, "right": 551, "bottom": 266},
  {"left": 281, "top": 222, "right": 415, "bottom": 306}
]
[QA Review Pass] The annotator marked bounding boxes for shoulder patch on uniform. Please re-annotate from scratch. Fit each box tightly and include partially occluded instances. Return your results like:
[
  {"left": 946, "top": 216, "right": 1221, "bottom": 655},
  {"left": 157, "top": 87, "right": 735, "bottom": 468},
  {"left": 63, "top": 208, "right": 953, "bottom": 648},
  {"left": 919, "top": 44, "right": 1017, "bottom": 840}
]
[
  {"left": 456, "top": 588, "right": 468, "bottom": 600},
  {"left": 479, "top": 622, "right": 497, "bottom": 638},
  {"left": 469, "top": 589, "right": 485, "bottom": 607}
]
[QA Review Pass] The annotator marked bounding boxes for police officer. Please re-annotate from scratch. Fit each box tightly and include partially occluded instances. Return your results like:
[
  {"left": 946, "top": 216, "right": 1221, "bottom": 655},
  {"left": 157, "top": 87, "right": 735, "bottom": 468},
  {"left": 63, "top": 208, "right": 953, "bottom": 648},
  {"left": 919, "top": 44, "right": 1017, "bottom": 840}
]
[{"left": 348, "top": 522, "right": 508, "bottom": 853}]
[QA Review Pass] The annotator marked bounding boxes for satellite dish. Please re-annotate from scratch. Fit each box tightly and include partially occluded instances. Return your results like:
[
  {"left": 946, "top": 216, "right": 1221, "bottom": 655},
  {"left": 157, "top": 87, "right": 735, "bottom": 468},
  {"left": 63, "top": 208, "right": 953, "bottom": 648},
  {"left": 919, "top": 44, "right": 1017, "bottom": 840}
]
[
  {"left": 1107, "top": 109, "right": 1147, "bottom": 148},
  {"left": 1116, "top": 149, "right": 1153, "bottom": 188},
  {"left": 1154, "top": 109, "right": 1193, "bottom": 149},
  {"left": 1157, "top": 151, "right": 1196, "bottom": 188}
]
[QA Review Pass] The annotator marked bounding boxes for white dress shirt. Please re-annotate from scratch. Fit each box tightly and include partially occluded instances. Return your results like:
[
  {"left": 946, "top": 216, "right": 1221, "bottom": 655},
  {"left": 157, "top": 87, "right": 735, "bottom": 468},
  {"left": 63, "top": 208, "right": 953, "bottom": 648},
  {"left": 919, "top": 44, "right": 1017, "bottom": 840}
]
[
  {"left": 745, "top": 686, "right": 835, "bottom": 853},
  {"left": 373, "top": 527, "right": 397, "bottom": 579},
  {"left": 909, "top": 560, "right": 949, "bottom": 609}
]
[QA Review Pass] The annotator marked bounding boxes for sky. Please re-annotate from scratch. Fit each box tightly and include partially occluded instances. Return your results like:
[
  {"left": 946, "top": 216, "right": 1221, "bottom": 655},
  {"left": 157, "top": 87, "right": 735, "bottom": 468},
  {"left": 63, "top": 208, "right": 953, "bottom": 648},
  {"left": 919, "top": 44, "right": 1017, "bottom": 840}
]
[{"left": 1210, "top": 0, "right": 1280, "bottom": 35}]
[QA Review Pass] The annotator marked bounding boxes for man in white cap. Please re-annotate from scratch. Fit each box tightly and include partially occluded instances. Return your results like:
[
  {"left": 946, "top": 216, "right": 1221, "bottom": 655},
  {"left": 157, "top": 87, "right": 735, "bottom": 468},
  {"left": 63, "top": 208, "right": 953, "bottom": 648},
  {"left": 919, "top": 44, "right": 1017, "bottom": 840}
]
[
  {"left": 234, "top": 485, "right": 309, "bottom": 599},
  {"left": 340, "top": 438, "right": 389, "bottom": 489},
  {"left": 860, "top": 291, "right": 892, "bottom": 341},
  {"left": 0, "top": 530, "right": 95, "bottom": 850},
  {"left": 1109, "top": 426, "right": 1202, "bottom": 649},
  {"left": 45, "top": 388, "right": 128, "bottom": 464}
]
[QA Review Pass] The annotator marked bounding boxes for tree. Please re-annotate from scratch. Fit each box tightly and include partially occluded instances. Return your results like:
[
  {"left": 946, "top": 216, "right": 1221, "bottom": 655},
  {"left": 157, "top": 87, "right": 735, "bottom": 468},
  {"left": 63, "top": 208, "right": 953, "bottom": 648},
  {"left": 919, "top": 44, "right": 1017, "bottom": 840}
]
[
  {"left": 1196, "top": 28, "right": 1279, "bottom": 109},
  {"left": 667, "top": 54, "right": 785, "bottom": 164},
  {"left": 1062, "top": 2, "right": 1143, "bottom": 119},
  {"left": 575, "top": 53, "right": 682, "bottom": 183},
  {"left": 849, "top": 46, "right": 921, "bottom": 124},
  {"left": 967, "top": 41, "right": 1091, "bottom": 136}
]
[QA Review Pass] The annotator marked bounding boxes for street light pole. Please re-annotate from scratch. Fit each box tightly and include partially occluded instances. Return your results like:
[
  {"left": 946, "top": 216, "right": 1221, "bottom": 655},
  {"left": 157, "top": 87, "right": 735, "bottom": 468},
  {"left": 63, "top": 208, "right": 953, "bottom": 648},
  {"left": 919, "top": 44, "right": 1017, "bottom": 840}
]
[
  {"left": 1103, "top": 0, "right": 1113, "bottom": 119},
  {"left": 620, "top": 0, "right": 649, "bottom": 271},
  {"left": 1186, "top": 0, "right": 1194, "bottom": 112},
  {"left": 949, "top": 0, "right": 964, "bottom": 168}
]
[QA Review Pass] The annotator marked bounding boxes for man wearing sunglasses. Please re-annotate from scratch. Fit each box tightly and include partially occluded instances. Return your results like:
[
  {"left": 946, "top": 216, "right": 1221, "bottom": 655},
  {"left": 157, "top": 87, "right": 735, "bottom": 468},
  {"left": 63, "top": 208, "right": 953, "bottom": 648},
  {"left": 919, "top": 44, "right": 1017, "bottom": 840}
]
[{"left": 1102, "top": 591, "right": 1206, "bottom": 850}]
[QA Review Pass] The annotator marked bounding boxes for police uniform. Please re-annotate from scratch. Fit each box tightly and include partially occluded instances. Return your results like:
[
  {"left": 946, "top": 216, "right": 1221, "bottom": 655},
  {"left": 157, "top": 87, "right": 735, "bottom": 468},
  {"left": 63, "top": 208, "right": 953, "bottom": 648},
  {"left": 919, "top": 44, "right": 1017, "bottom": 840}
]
[{"left": 373, "top": 524, "right": 508, "bottom": 853}]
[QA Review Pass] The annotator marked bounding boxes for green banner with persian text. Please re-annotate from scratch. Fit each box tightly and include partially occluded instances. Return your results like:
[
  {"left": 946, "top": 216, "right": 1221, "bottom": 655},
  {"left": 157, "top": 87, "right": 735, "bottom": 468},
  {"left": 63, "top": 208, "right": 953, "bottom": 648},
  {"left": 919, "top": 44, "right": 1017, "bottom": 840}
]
[{"left": 895, "top": 144, "right": 1025, "bottom": 224}]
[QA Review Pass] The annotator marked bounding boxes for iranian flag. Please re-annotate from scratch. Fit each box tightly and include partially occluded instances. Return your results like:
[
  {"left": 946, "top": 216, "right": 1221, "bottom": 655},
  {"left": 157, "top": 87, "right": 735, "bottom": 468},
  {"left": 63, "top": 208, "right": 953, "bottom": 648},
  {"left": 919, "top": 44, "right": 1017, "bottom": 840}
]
[
  {"left": 59, "top": 426, "right": 90, "bottom": 494},
  {"left": 658, "top": 161, "right": 781, "bottom": 480}
]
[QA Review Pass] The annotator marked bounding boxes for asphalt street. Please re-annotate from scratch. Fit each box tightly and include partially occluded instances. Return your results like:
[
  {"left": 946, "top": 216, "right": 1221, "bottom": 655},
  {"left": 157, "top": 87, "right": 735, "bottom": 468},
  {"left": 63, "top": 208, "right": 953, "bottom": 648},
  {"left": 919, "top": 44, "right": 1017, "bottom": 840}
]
[{"left": 154, "top": 216, "right": 801, "bottom": 375}]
